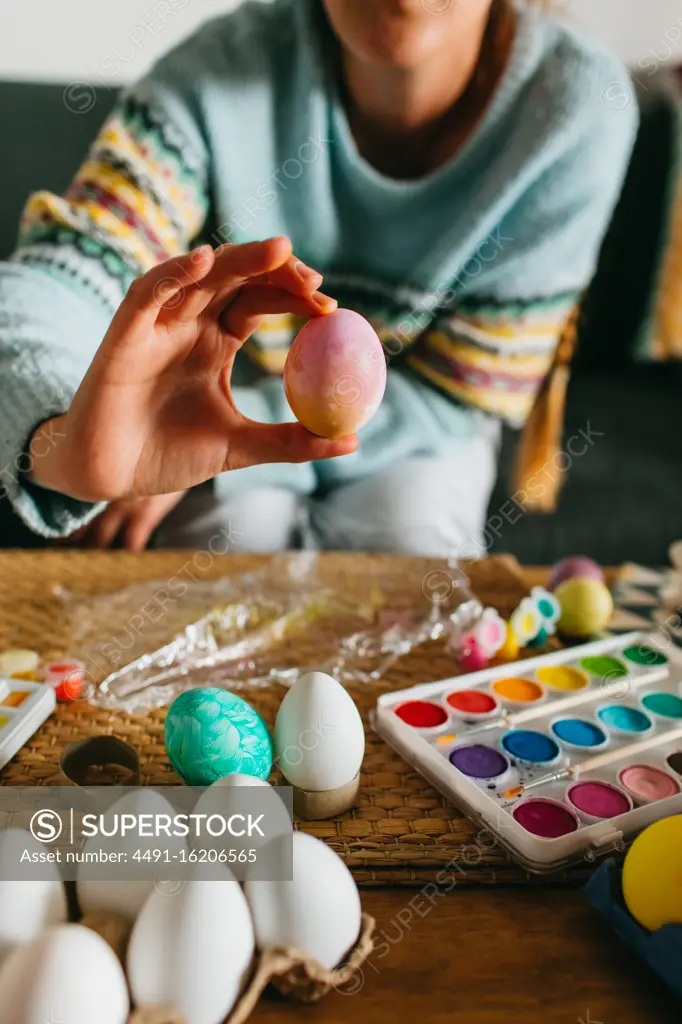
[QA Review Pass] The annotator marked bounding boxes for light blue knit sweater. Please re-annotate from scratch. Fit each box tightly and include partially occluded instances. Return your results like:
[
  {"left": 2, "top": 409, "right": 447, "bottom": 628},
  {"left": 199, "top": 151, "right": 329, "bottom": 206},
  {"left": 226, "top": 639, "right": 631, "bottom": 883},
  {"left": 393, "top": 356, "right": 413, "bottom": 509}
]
[{"left": 0, "top": 0, "right": 637, "bottom": 536}]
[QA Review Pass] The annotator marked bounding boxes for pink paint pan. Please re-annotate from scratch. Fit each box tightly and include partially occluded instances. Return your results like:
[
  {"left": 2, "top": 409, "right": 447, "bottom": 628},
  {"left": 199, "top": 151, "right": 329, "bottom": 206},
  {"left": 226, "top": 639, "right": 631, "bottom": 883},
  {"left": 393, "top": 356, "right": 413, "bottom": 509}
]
[
  {"left": 566, "top": 780, "right": 632, "bottom": 823},
  {"left": 618, "top": 763, "right": 681, "bottom": 805}
]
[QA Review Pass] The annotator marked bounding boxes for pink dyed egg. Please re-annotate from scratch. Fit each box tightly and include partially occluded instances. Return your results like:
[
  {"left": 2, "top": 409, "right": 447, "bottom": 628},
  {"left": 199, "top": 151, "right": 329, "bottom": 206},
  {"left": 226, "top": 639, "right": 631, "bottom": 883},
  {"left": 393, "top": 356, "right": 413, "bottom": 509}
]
[
  {"left": 283, "top": 309, "right": 387, "bottom": 439},
  {"left": 548, "top": 556, "right": 604, "bottom": 592}
]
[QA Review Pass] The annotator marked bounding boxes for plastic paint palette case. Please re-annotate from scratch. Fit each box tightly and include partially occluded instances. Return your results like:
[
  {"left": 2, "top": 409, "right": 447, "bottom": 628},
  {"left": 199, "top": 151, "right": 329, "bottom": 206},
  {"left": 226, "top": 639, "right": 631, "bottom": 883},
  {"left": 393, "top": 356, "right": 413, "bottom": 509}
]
[
  {"left": 374, "top": 632, "right": 682, "bottom": 873},
  {"left": 0, "top": 677, "right": 55, "bottom": 770}
]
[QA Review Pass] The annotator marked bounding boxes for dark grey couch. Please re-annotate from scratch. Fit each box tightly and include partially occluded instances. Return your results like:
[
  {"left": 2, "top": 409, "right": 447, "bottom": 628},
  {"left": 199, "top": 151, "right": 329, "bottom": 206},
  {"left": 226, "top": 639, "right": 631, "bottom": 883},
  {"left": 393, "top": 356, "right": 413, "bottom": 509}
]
[{"left": 1, "top": 81, "right": 680, "bottom": 562}]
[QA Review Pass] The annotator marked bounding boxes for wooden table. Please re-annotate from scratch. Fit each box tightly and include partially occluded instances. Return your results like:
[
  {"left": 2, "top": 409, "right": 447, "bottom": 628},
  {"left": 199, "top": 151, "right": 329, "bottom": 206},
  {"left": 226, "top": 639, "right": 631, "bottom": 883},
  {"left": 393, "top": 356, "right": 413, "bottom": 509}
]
[
  {"left": 252, "top": 887, "right": 678, "bottom": 1023},
  {"left": 2, "top": 554, "right": 677, "bottom": 1021},
  {"left": 250, "top": 566, "right": 679, "bottom": 1024}
]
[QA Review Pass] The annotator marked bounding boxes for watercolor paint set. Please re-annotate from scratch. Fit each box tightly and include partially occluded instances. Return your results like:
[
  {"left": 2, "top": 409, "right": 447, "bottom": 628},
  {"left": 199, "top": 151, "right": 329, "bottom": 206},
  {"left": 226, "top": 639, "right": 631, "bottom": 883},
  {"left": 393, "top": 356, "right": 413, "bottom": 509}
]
[
  {"left": 373, "top": 632, "right": 682, "bottom": 873},
  {"left": 0, "top": 676, "right": 55, "bottom": 771}
]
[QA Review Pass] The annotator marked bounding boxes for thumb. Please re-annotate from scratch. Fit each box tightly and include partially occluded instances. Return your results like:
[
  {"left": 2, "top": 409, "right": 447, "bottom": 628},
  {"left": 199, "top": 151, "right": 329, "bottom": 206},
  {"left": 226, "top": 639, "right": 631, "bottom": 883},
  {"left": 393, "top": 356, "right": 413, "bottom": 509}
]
[{"left": 226, "top": 422, "right": 358, "bottom": 471}]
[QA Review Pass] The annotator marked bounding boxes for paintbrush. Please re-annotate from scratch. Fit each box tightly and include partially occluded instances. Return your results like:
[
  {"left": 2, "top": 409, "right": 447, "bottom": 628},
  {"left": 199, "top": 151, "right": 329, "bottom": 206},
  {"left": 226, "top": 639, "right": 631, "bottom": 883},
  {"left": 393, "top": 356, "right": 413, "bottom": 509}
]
[
  {"left": 502, "top": 724, "right": 682, "bottom": 800},
  {"left": 435, "top": 710, "right": 522, "bottom": 747},
  {"left": 435, "top": 703, "right": 561, "bottom": 748}
]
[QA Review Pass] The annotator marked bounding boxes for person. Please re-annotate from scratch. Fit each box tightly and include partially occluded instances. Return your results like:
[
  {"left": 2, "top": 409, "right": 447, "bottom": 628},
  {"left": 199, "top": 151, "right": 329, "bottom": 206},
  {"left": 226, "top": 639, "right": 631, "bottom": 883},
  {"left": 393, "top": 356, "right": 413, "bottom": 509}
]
[{"left": 0, "top": 0, "right": 637, "bottom": 554}]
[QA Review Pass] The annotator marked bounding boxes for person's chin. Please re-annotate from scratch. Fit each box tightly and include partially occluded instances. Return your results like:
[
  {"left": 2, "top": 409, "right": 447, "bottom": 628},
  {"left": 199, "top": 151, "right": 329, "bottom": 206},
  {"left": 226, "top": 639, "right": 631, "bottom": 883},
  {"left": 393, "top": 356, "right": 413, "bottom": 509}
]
[{"left": 349, "top": 31, "right": 435, "bottom": 70}]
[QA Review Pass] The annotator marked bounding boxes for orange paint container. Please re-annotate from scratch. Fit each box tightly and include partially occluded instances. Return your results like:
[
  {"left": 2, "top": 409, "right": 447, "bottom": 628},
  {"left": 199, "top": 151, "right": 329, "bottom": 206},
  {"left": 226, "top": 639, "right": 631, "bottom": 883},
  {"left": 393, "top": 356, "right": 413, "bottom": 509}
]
[{"left": 491, "top": 676, "right": 545, "bottom": 708}]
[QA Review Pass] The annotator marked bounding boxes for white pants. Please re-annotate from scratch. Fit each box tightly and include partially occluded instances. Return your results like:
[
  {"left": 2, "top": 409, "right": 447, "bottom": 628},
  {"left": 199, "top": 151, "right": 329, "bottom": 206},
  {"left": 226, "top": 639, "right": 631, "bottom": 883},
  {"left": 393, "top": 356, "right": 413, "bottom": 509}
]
[{"left": 157, "top": 439, "right": 499, "bottom": 558}]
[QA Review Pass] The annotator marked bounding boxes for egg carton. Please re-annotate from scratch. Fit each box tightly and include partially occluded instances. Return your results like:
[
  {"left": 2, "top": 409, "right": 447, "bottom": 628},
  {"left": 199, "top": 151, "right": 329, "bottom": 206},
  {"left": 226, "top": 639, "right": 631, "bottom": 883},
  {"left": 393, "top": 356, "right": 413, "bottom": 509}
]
[
  {"left": 83, "top": 911, "right": 376, "bottom": 1024},
  {"left": 584, "top": 859, "right": 682, "bottom": 1002}
]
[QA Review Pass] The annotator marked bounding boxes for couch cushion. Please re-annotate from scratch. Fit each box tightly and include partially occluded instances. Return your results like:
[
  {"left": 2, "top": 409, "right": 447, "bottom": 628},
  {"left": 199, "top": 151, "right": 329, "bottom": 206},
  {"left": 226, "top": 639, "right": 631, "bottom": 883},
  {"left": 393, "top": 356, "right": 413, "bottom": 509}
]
[
  {"left": 0, "top": 82, "right": 117, "bottom": 259},
  {"left": 490, "top": 366, "right": 682, "bottom": 565}
]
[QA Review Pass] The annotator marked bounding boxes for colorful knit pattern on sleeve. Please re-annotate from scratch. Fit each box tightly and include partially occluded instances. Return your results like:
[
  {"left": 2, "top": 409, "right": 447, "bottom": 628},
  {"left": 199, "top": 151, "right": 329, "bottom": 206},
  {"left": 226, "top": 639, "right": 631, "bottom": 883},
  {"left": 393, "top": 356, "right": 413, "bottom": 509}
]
[
  {"left": 13, "top": 90, "right": 209, "bottom": 313},
  {"left": 406, "top": 295, "right": 577, "bottom": 425}
]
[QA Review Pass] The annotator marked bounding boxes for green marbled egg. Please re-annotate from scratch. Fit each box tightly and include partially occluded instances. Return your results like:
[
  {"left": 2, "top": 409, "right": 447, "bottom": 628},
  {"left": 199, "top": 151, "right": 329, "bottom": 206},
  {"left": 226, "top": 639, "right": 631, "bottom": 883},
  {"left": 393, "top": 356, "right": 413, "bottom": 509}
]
[{"left": 165, "top": 687, "right": 273, "bottom": 785}]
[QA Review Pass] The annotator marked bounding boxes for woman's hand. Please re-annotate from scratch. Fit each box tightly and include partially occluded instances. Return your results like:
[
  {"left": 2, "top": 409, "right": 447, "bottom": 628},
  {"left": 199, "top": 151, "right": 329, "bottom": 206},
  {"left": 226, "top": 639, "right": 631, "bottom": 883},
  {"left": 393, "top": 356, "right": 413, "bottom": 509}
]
[
  {"left": 30, "top": 238, "right": 357, "bottom": 502},
  {"left": 64, "top": 492, "right": 187, "bottom": 551}
]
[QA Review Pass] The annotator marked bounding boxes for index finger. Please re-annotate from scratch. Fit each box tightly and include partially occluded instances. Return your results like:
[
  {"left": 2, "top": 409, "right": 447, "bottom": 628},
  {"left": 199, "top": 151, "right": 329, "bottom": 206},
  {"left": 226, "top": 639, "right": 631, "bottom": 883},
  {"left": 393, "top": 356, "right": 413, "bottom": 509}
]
[
  {"left": 250, "top": 254, "right": 325, "bottom": 296},
  {"left": 206, "top": 237, "right": 294, "bottom": 289},
  {"left": 200, "top": 238, "right": 301, "bottom": 318},
  {"left": 103, "top": 238, "right": 294, "bottom": 351}
]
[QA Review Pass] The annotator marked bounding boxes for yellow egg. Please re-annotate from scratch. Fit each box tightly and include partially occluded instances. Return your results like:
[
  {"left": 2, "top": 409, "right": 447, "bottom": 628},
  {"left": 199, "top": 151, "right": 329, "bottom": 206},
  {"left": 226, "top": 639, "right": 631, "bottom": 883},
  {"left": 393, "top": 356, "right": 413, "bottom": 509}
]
[
  {"left": 555, "top": 578, "right": 613, "bottom": 638},
  {"left": 622, "top": 816, "right": 682, "bottom": 931},
  {"left": 496, "top": 622, "right": 520, "bottom": 661}
]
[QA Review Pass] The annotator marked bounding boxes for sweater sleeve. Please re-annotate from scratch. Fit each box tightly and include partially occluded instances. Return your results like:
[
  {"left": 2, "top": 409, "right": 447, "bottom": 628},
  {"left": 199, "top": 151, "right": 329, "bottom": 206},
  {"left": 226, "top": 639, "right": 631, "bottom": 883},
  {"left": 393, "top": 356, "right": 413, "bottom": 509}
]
[
  {"left": 0, "top": 62, "right": 210, "bottom": 537},
  {"left": 406, "top": 70, "right": 640, "bottom": 427}
]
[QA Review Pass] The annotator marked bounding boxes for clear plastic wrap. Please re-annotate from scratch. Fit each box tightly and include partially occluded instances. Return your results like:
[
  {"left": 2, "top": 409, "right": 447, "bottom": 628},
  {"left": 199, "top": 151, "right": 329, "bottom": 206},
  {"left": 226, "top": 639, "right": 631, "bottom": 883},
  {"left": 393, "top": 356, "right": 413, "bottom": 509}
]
[{"left": 56, "top": 554, "right": 478, "bottom": 711}]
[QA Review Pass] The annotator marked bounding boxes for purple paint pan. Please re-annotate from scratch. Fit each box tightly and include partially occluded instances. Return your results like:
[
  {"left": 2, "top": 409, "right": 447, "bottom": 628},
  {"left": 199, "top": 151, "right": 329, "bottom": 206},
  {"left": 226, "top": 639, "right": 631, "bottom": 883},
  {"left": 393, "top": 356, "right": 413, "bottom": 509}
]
[{"left": 449, "top": 744, "right": 510, "bottom": 781}]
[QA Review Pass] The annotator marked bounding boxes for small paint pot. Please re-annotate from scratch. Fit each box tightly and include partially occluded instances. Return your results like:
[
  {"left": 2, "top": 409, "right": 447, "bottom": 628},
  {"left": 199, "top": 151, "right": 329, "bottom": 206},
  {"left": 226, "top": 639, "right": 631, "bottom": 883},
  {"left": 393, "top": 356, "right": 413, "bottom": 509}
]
[
  {"left": 512, "top": 797, "right": 580, "bottom": 839},
  {"left": 500, "top": 729, "right": 561, "bottom": 766},
  {"left": 0, "top": 649, "right": 39, "bottom": 677},
  {"left": 666, "top": 750, "right": 682, "bottom": 778},
  {"left": 640, "top": 692, "right": 682, "bottom": 723},
  {"left": 490, "top": 676, "right": 545, "bottom": 709},
  {"left": 458, "top": 639, "right": 489, "bottom": 673},
  {"left": 618, "top": 763, "right": 682, "bottom": 805},
  {"left": 444, "top": 688, "right": 501, "bottom": 723},
  {"left": 44, "top": 660, "right": 86, "bottom": 702},
  {"left": 566, "top": 780, "right": 633, "bottom": 823},
  {"left": 536, "top": 665, "right": 590, "bottom": 693},
  {"left": 621, "top": 644, "right": 669, "bottom": 669},
  {"left": 550, "top": 717, "right": 609, "bottom": 752},
  {"left": 449, "top": 744, "right": 512, "bottom": 786},
  {"left": 596, "top": 704, "right": 653, "bottom": 737},
  {"left": 394, "top": 699, "right": 449, "bottom": 735},
  {"left": 580, "top": 656, "right": 629, "bottom": 681}
]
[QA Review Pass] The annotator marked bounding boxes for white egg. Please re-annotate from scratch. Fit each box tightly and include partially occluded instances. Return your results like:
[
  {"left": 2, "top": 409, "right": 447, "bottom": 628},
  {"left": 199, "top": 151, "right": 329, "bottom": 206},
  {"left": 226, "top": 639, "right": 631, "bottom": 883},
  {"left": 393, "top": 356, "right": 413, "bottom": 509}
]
[
  {"left": 0, "top": 923, "right": 129, "bottom": 1024},
  {"left": 0, "top": 830, "right": 67, "bottom": 965},
  {"left": 127, "top": 868, "right": 255, "bottom": 1024},
  {"left": 191, "top": 774, "right": 271, "bottom": 829},
  {"left": 274, "top": 671, "right": 365, "bottom": 791},
  {"left": 244, "top": 831, "right": 362, "bottom": 969},
  {"left": 192, "top": 774, "right": 291, "bottom": 854},
  {"left": 77, "top": 788, "right": 187, "bottom": 921}
]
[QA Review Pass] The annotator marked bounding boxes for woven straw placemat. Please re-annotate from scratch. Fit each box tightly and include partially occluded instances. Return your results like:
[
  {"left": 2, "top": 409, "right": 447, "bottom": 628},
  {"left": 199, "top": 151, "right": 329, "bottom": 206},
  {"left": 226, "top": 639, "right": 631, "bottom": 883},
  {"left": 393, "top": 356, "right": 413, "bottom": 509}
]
[{"left": 0, "top": 550, "right": 586, "bottom": 886}]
